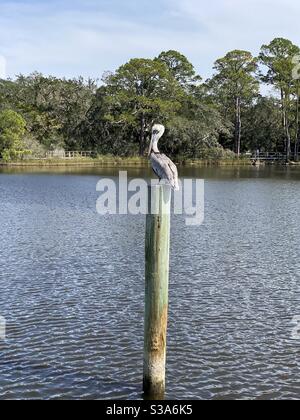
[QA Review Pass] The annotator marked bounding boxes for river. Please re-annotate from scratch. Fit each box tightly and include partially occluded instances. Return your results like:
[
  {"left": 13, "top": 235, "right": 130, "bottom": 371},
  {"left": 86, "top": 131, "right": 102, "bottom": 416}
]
[{"left": 0, "top": 165, "right": 299, "bottom": 400}]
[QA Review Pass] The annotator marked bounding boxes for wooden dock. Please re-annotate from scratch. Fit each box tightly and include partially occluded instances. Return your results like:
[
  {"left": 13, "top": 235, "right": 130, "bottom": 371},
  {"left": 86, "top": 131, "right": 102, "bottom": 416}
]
[
  {"left": 250, "top": 152, "right": 300, "bottom": 163},
  {"left": 45, "top": 151, "right": 93, "bottom": 159}
]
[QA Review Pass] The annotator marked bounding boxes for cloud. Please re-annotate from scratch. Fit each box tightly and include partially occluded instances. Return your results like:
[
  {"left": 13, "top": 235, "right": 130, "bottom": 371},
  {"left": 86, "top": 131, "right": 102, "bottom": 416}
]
[
  {"left": 166, "top": 0, "right": 300, "bottom": 78},
  {"left": 0, "top": 0, "right": 209, "bottom": 79},
  {"left": 0, "top": 0, "right": 299, "bottom": 80},
  {"left": 169, "top": 0, "right": 300, "bottom": 50}
]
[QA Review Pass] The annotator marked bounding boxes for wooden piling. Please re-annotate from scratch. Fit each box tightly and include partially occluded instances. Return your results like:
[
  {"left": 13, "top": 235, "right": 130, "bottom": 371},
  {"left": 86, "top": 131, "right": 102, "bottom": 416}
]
[{"left": 143, "top": 185, "right": 171, "bottom": 399}]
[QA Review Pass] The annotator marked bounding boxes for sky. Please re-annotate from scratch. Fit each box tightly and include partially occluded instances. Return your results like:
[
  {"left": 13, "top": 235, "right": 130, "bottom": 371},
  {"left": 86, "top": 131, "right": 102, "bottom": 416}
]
[{"left": 0, "top": 0, "right": 300, "bottom": 81}]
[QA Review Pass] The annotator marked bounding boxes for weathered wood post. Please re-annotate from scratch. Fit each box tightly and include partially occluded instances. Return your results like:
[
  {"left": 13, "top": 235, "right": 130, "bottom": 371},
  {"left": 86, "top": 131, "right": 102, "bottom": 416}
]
[{"left": 144, "top": 184, "right": 171, "bottom": 399}]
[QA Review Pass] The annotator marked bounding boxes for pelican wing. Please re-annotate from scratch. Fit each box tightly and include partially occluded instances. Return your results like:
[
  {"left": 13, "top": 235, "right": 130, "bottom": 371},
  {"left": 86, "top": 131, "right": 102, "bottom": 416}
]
[
  {"left": 151, "top": 153, "right": 179, "bottom": 191},
  {"left": 161, "top": 154, "right": 179, "bottom": 190}
]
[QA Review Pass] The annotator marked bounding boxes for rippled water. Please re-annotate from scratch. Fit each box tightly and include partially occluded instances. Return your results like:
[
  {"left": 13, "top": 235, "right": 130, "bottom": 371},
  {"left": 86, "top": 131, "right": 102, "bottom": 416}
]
[{"left": 0, "top": 165, "right": 299, "bottom": 400}]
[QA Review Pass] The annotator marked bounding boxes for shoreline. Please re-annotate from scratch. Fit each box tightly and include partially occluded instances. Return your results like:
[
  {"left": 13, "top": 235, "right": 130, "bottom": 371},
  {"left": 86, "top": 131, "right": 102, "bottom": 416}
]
[{"left": 0, "top": 157, "right": 253, "bottom": 168}]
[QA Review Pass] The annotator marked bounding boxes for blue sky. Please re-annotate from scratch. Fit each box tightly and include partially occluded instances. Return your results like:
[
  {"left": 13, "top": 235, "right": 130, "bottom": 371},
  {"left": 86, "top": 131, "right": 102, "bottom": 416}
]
[{"left": 0, "top": 0, "right": 299, "bottom": 80}]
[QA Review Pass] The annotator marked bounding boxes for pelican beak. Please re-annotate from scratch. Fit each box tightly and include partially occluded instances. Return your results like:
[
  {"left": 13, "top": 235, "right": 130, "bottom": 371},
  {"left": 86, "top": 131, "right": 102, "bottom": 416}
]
[{"left": 148, "top": 135, "right": 154, "bottom": 156}]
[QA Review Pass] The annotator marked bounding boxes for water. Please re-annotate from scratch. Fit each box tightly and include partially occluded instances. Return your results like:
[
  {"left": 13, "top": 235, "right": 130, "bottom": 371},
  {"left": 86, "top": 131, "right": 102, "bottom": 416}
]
[{"left": 0, "top": 165, "right": 299, "bottom": 400}]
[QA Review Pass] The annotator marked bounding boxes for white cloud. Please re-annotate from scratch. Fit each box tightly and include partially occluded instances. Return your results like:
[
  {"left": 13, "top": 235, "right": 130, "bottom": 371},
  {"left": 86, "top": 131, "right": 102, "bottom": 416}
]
[
  {"left": 0, "top": 1, "right": 209, "bottom": 79},
  {"left": 166, "top": 0, "right": 300, "bottom": 78},
  {"left": 0, "top": 0, "right": 299, "bottom": 80},
  {"left": 169, "top": 0, "right": 300, "bottom": 50}
]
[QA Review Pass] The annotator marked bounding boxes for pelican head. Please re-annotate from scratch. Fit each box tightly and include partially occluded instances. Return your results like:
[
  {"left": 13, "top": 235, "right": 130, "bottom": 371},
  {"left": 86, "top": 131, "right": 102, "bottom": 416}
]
[{"left": 148, "top": 124, "right": 165, "bottom": 156}]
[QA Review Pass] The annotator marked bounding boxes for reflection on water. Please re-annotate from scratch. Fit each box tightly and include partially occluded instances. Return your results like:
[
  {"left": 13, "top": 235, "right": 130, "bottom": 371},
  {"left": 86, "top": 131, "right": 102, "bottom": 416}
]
[{"left": 0, "top": 165, "right": 299, "bottom": 400}]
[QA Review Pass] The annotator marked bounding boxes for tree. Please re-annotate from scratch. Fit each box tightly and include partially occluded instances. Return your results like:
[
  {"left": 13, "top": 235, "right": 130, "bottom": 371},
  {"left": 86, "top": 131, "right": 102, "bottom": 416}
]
[
  {"left": 208, "top": 50, "right": 259, "bottom": 156},
  {"left": 8, "top": 73, "right": 96, "bottom": 149},
  {"left": 242, "top": 96, "right": 282, "bottom": 152},
  {"left": 162, "top": 115, "right": 231, "bottom": 159},
  {"left": 0, "top": 79, "right": 17, "bottom": 111},
  {"left": 259, "top": 38, "right": 300, "bottom": 160},
  {"left": 293, "top": 79, "right": 300, "bottom": 159},
  {"left": 0, "top": 109, "right": 26, "bottom": 159},
  {"left": 160, "top": 80, "right": 231, "bottom": 158},
  {"left": 103, "top": 58, "right": 182, "bottom": 155},
  {"left": 76, "top": 86, "right": 138, "bottom": 155},
  {"left": 156, "top": 50, "right": 201, "bottom": 88},
  {"left": 1, "top": 46, "right": 299, "bottom": 161}
]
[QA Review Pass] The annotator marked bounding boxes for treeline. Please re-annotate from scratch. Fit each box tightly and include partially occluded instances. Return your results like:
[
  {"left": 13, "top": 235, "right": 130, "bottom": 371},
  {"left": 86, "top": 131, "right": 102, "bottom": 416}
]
[{"left": 0, "top": 37, "right": 299, "bottom": 161}]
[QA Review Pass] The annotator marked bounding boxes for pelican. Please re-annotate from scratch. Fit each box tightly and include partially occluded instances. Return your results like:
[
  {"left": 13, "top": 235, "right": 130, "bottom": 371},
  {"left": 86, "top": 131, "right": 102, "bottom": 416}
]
[{"left": 148, "top": 124, "right": 179, "bottom": 191}]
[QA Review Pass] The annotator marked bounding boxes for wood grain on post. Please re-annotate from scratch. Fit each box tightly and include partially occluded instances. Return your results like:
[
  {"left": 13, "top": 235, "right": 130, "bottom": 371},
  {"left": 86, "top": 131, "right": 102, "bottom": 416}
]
[{"left": 144, "top": 185, "right": 171, "bottom": 399}]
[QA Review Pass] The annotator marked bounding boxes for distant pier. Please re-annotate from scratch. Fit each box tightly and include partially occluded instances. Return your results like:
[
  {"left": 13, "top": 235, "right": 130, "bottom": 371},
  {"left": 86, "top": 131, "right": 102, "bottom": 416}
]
[{"left": 250, "top": 152, "right": 300, "bottom": 164}]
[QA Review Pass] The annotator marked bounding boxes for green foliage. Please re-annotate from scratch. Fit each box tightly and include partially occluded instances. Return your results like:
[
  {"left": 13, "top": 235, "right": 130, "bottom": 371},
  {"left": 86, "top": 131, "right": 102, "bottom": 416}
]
[
  {"left": 102, "top": 58, "right": 183, "bottom": 154},
  {"left": 259, "top": 38, "right": 300, "bottom": 87},
  {"left": 0, "top": 41, "right": 300, "bottom": 161},
  {"left": 211, "top": 50, "right": 258, "bottom": 98},
  {"left": 156, "top": 50, "right": 201, "bottom": 88},
  {"left": 208, "top": 50, "right": 259, "bottom": 154},
  {"left": 242, "top": 97, "right": 283, "bottom": 151},
  {"left": 6, "top": 73, "right": 96, "bottom": 149},
  {"left": 0, "top": 109, "right": 26, "bottom": 160},
  {"left": 259, "top": 38, "right": 300, "bottom": 158},
  {"left": 162, "top": 117, "right": 224, "bottom": 158}
]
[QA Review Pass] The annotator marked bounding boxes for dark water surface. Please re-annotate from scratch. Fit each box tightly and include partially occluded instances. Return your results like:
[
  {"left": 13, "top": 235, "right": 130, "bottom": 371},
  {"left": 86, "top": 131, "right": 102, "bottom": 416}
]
[{"left": 0, "top": 165, "right": 299, "bottom": 400}]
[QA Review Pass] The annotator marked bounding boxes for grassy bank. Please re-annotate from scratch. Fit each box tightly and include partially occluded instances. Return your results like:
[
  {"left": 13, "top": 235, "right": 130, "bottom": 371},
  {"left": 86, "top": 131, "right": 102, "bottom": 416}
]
[{"left": 0, "top": 155, "right": 252, "bottom": 168}]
